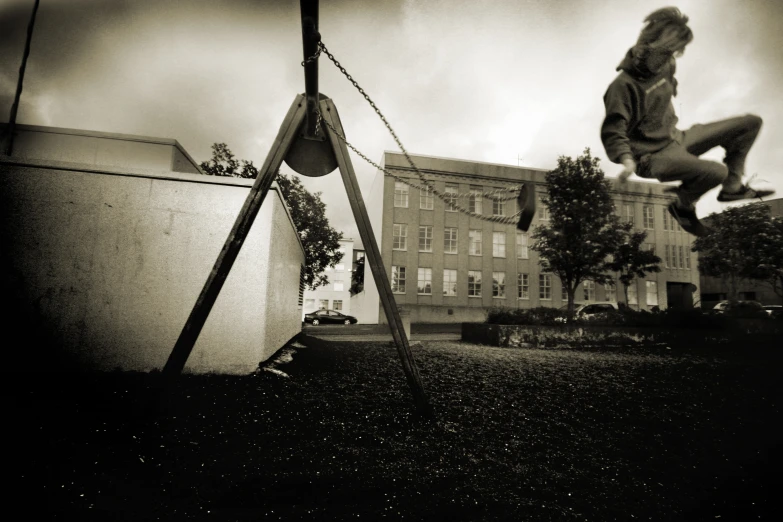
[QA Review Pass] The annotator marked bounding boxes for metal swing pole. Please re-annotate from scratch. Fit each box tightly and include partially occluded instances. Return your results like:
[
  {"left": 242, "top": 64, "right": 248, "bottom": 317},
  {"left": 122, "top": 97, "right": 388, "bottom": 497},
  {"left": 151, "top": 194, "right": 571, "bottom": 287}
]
[{"left": 4, "top": 0, "right": 40, "bottom": 156}]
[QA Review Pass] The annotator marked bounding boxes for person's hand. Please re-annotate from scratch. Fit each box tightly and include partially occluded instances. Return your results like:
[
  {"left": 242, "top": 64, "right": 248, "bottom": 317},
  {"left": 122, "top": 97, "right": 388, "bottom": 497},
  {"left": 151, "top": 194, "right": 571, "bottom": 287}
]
[{"left": 618, "top": 157, "right": 636, "bottom": 184}]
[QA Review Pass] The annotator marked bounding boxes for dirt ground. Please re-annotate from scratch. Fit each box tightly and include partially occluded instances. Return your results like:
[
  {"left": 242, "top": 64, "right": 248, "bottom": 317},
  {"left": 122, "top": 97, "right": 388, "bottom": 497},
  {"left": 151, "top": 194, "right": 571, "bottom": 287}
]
[{"left": 8, "top": 338, "right": 780, "bottom": 521}]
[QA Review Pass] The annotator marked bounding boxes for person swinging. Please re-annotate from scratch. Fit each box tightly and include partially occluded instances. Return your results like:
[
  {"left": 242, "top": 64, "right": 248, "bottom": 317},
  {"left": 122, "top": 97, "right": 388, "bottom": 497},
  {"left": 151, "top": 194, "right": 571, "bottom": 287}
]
[{"left": 600, "top": 6, "right": 774, "bottom": 236}]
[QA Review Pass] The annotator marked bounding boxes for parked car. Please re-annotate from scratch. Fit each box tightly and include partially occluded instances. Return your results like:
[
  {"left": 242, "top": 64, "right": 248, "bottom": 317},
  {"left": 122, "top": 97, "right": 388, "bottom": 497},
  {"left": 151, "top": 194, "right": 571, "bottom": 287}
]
[
  {"left": 304, "top": 309, "right": 358, "bottom": 325},
  {"left": 556, "top": 302, "right": 620, "bottom": 322},
  {"left": 763, "top": 305, "right": 783, "bottom": 318},
  {"left": 710, "top": 300, "right": 764, "bottom": 315}
]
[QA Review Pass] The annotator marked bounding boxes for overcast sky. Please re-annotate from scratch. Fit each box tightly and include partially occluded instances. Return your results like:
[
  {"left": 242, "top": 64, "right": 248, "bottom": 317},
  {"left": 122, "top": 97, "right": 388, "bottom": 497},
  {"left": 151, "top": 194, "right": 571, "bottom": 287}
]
[{"left": 2, "top": 0, "right": 782, "bottom": 244}]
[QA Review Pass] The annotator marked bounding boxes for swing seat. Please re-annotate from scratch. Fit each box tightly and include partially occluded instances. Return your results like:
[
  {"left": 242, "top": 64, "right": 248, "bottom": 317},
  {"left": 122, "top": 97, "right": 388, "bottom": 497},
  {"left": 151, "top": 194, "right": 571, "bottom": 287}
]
[
  {"left": 284, "top": 93, "right": 339, "bottom": 177},
  {"left": 516, "top": 182, "right": 536, "bottom": 232}
]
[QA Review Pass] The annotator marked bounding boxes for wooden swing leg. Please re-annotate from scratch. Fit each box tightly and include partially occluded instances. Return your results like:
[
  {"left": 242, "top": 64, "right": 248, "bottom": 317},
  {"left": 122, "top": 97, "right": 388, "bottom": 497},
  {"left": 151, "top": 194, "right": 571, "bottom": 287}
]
[
  {"left": 154, "top": 95, "right": 308, "bottom": 408},
  {"left": 319, "top": 97, "right": 434, "bottom": 420}
]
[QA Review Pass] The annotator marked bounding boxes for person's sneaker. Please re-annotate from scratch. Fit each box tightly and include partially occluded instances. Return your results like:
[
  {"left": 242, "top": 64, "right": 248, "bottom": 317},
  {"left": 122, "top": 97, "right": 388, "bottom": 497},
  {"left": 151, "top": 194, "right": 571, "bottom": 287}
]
[
  {"left": 667, "top": 202, "right": 711, "bottom": 237},
  {"left": 717, "top": 184, "right": 776, "bottom": 202}
]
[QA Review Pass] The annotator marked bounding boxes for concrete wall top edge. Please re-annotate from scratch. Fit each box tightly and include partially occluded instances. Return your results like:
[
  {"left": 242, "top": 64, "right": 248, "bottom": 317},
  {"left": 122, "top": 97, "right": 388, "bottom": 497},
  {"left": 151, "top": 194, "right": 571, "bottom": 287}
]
[
  {"left": 0, "top": 122, "right": 203, "bottom": 174},
  {"left": 0, "top": 156, "right": 306, "bottom": 258}
]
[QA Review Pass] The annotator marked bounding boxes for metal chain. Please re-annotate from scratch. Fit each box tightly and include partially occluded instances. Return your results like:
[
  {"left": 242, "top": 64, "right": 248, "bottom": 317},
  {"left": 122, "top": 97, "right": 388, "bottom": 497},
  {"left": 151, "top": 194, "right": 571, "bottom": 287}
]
[
  {"left": 316, "top": 111, "right": 523, "bottom": 225},
  {"left": 303, "top": 41, "right": 523, "bottom": 204}
]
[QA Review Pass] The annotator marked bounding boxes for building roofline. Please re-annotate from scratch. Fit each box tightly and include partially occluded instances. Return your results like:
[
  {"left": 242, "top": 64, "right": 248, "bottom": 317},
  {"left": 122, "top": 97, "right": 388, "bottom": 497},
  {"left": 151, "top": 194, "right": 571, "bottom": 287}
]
[
  {"left": 381, "top": 150, "right": 551, "bottom": 173},
  {"left": 0, "top": 122, "right": 205, "bottom": 174}
]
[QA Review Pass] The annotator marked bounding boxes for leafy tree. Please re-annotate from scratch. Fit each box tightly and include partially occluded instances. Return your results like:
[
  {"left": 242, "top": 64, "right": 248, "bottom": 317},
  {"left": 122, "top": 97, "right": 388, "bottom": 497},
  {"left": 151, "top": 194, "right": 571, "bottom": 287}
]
[
  {"left": 200, "top": 143, "right": 343, "bottom": 289},
  {"left": 199, "top": 143, "right": 256, "bottom": 178},
  {"left": 531, "top": 148, "right": 626, "bottom": 320},
  {"left": 606, "top": 225, "right": 662, "bottom": 305},
  {"left": 756, "top": 216, "right": 783, "bottom": 303},
  {"left": 693, "top": 203, "right": 783, "bottom": 303},
  {"left": 350, "top": 255, "right": 365, "bottom": 296}
]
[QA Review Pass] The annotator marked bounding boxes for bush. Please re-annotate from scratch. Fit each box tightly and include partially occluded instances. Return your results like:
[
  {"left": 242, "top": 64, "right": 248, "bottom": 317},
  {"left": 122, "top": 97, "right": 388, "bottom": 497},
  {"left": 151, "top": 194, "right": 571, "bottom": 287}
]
[
  {"left": 486, "top": 306, "right": 567, "bottom": 326},
  {"left": 487, "top": 305, "right": 770, "bottom": 330}
]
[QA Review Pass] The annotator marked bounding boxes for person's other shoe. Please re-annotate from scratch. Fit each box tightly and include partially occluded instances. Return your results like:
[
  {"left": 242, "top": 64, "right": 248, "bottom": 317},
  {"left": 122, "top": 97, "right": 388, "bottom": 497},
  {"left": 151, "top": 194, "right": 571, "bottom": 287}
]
[
  {"left": 667, "top": 202, "right": 711, "bottom": 237},
  {"left": 717, "top": 184, "right": 776, "bottom": 202}
]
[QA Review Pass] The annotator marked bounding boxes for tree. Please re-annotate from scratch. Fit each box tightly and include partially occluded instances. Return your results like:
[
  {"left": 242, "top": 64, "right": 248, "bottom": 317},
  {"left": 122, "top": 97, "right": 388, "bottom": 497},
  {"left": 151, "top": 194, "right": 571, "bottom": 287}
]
[
  {"left": 350, "top": 255, "right": 365, "bottom": 296},
  {"left": 756, "top": 216, "right": 783, "bottom": 303},
  {"left": 693, "top": 203, "right": 783, "bottom": 303},
  {"left": 200, "top": 143, "right": 343, "bottom": 290},
  {"left": 199, "top": 143, "right": 256, "bottom": 178},
  {"left": 531, "top": 148, "right": 626, "bottom": 320},
  {"left": 605, "top": 225, "right": 662, "bottom": 305}
]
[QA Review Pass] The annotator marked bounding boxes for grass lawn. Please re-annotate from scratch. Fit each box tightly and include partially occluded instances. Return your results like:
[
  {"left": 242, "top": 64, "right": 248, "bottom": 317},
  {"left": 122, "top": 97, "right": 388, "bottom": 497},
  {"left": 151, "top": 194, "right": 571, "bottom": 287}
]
[{"left": 8, "top": 339, "right": 779, "bottom": 521}]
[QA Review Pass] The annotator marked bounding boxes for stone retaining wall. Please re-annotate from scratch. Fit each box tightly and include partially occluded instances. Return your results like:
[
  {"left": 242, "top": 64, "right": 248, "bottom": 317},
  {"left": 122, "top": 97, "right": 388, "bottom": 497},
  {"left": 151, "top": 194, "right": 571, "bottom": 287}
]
[{"left": 462, "top": 321, "right": 782, "bottom": 349}]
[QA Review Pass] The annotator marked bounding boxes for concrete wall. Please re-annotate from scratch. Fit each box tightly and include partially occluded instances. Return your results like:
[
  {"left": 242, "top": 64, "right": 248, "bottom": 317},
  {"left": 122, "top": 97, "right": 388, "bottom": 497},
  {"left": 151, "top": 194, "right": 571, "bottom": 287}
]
[{"left": 1, "top": 157, "right": 305, "bottom": 374}]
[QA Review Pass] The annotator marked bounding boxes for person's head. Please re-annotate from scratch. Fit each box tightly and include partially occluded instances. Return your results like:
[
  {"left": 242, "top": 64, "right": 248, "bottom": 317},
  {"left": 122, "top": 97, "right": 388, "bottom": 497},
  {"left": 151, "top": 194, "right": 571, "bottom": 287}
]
[{"left": 636, "top": 7, "right": 693, "bottom": 58}]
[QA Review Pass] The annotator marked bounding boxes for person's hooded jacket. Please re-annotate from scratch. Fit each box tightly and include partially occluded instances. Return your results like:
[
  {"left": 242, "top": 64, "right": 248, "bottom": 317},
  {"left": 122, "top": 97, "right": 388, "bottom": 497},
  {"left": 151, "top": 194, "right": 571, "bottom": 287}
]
[{"left": 600, "top": 46, "right": 684, "bottom": 165}]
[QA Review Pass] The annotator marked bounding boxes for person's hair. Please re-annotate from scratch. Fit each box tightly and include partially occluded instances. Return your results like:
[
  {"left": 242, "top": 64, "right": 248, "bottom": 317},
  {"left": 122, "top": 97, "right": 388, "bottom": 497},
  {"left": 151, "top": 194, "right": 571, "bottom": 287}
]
[{"left": 637, "top": 7, "right": 693, "bottom": 56}]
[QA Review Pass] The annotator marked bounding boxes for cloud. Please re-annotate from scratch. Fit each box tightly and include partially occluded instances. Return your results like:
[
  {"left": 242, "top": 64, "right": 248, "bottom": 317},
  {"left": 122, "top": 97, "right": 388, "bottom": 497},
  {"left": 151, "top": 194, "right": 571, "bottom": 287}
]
[{"left": 1, "top": 0, "right": 781, "bottom": 240}]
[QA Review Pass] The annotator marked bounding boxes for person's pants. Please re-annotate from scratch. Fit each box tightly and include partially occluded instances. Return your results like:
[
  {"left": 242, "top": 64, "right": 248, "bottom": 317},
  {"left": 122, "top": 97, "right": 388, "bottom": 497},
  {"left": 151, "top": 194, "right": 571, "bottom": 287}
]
[{"left": 638, "top": 114, "right": 763, "bottom": 207}]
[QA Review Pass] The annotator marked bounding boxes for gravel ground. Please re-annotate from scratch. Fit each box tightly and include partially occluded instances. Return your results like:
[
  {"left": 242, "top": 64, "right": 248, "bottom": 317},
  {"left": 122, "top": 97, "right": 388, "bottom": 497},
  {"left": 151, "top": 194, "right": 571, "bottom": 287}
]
[{"left": 8, "top": 338, "right": 780, "bottom": 521}]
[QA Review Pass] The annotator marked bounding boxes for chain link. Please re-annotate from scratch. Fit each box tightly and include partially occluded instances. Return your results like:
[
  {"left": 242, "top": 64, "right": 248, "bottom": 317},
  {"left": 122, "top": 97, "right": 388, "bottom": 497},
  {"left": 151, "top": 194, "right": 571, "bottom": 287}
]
[{"left": 303, "top": 40, "right": 525, "bottom": 225}]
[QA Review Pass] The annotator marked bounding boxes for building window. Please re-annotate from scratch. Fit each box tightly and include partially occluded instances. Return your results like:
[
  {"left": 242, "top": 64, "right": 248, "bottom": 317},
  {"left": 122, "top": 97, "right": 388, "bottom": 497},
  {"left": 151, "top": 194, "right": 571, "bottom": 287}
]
[
  {"left": 539, "top": 199, "right": 550, "bottom": 222},
  {"left": 417, "top": 268, "right": 432, "bottom": 295},
  {"left": 643, "top": 243, "right": 655, "bottom": 255},
  {"left": 663, "top": 209, "right": 671, "bottom": 231},
  {"left": 605, "top": 281, "right": 617, "bottom": 302},
  {"left": 622, "top": 203, "right": 634, "bottom": 225},
  {"left": 539, "top": 273, "right": 552, "bottom": 300},
  {"left": 443, "top": 269, "right": 457, "bottom": 297},
  {"left": 391, "top": 266, "right": 406, "bottom": 293},
  {"left": 516, "top": 231, "right": 528, "bottom": 259},
  {"left": 562, "top": 284, "right": 569, "bottom": 302},
  {"left": 492, "top": 232, "right": 506, "bottom": 258},
  {"left": 517, "top": 273, "right": 529, "bottom": 299},
  {"left": 332, "top": 300, "right": 343, "bottom": 311},
  {"left": 685, "top": 247, "right": 691, "bottom": 269},
  {"left": 469, "top": 187, "right": 483, "bottom": 214},
  {"left": 643, "top": 205, "right": 654, "bottom": 230},
  {"left": 492, "top": 272, "right": 506, "bottom": 298},
  {"left": 319, "top": 299, "right": 329, "bottom": 310},
  {"left": 492, "top": 196, "right": 505, "bottom": 216},
  {"left": 393, "top": 224, "right": 407, "bottom": 251},
  {"left": 583, "top": 280, "right": 595, "bottom": 301},
  {"left": 469, "top": 229, "right": 482, "bottom": 256},
  {"left": 664, "top": 245, "right": 671, "bottom": 268},
  {"left": 304, "top": 298, "right": 315, "bottom": 309},
  {"left": 394, "top": 181, "right": 408, "bottom": 208},
  {"left": 419, "top": 225, "right": 433, "bottom": 252},
  {"left": 627, "top": 282, "right": 638, "bottom": 305},
  {"left": 334, "top": 280, "right": 344, "bottom": 292},
  {"left": 678, "top": 245, "right": 685, "bottom": 270},
  {"left": 646, "top": 281, "right": 658, "bottom": 306},
  {"left": 444, "top": 227, "right": 458, "bottom": 254},
  {"left": 420, "top": 185, "right": 434, "bottom": 210},
  {"left": 444, "top": 184, "right": 458, "bottom": 212},
  {"left": 468, "top": 270, "right": 482, "bottom": 297}
]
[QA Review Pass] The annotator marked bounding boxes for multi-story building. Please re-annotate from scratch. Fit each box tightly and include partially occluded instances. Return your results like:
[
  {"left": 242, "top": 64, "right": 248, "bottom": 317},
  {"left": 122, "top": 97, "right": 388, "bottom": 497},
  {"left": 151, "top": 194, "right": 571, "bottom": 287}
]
[
  {"left": 357, "top": 151, "right": 700, "bottom": 324},
  {"left": 699, "top": 197, "right": 783, "bottom": 308},
  {"left": 302, "top": 238, "right": 354, "bottom": 318}
]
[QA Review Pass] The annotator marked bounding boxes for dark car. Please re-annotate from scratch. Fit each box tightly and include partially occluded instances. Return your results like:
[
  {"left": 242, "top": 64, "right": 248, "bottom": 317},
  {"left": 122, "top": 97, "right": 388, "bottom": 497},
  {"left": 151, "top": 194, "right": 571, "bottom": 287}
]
[
  {"left": 711, "top": 300, "right": 764, "bottom": 314},
  {"left": 710, "top": 300, "right": 768, "bottom": 319},
  {"left": 304, "top": 309, "right": 358, "bottom": 325},
  {"left": 763, "top": 305, "right": 783, "bottom": 319}
]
